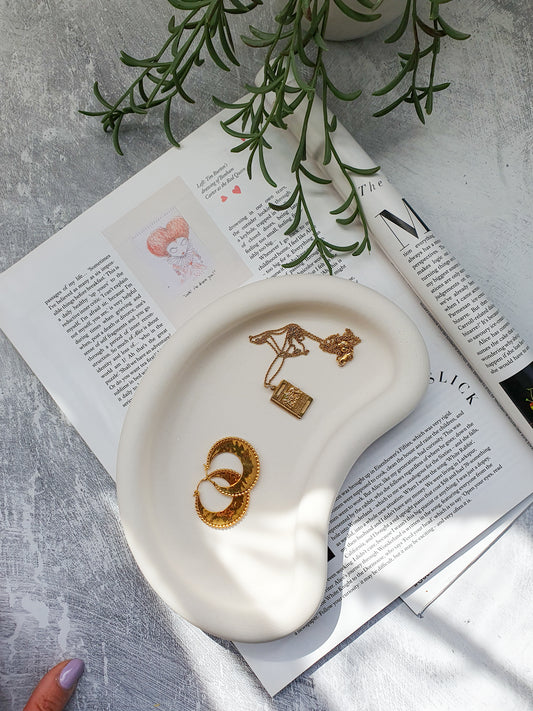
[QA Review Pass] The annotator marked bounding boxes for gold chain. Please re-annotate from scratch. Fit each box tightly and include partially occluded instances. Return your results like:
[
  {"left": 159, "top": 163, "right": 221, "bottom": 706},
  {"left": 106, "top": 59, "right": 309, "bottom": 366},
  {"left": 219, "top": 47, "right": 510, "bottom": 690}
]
[{"left": 249, "top": 323, "right": 361, "bottom": 390}]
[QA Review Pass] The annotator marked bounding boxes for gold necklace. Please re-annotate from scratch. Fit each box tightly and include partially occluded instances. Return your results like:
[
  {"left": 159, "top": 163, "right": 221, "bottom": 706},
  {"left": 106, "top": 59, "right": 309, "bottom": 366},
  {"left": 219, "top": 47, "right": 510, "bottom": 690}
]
[{"left": 249, "top": 323, "right": 361, "bottom": 418}]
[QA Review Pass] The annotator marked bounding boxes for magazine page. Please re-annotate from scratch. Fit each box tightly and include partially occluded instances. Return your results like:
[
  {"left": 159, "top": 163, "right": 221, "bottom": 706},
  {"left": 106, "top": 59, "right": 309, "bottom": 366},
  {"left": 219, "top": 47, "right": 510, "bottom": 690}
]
[
  {"left": 272, "top": 91, "right": 533, "bottom": 618},
  {"left": 281, "top": 94, "right": 533, "bottom": 446},
  {"left": 0, "top": 113, "right": 350, "bottom": 476},
  {"left": 0, "top": 110, "right": 532, "bottom": 696},
  {"left": 0, "top": 140, "right": 251, "bottom": 476},
  {"left": 401, "top": 493, "right": 533, "bottom": 615}
]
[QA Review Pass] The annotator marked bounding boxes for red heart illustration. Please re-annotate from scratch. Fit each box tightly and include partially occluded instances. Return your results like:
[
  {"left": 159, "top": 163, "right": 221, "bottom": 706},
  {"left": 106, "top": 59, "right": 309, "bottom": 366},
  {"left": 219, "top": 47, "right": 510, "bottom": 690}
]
[
  {"left": 221, "top": 195, "right": 228, "bottom": 202},
  {"left": 232, "top": 185, "right": 241, "bottom": 194}
]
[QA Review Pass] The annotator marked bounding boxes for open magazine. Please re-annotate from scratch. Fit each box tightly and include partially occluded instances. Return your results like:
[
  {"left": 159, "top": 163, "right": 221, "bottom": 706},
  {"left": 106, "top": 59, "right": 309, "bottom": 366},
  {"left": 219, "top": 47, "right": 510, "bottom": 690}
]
[{"left": 0, "top": 104, "right": 531, "bottom": 695}]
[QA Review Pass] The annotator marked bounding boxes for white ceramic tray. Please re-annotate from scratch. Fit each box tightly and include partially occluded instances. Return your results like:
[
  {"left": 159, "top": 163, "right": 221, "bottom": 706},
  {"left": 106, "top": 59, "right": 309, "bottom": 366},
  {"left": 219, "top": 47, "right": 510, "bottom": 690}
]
[{"left": 117, "top": 275, "right": 429, "bottom": 642}]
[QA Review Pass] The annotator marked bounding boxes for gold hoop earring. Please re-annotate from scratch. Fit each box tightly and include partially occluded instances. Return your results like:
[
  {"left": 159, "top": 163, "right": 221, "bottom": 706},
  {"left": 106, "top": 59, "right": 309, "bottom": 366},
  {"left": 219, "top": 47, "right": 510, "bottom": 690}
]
[
  {"left": 194, "top": 437, "right": 260, "bottom": 529},
  {"left": 194, "top": 469, "right": 250, "bottom": 529},
  {"left": 205, "top": 437, "right": 260, "bottom": 497}
]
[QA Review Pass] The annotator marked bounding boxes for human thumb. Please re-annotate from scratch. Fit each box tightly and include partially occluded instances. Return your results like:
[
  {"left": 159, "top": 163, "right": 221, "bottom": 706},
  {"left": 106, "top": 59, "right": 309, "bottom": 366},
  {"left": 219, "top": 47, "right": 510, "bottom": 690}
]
[{"left": 23, "top": 658, "right": 85, "bottom": 711}]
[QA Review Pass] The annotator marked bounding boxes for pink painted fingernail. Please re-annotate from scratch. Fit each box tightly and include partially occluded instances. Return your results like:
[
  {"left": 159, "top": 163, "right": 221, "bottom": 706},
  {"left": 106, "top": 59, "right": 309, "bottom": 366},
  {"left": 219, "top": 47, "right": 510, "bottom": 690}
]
[{"left": 58, "top": 659, "right": 85, "bottom": 690}]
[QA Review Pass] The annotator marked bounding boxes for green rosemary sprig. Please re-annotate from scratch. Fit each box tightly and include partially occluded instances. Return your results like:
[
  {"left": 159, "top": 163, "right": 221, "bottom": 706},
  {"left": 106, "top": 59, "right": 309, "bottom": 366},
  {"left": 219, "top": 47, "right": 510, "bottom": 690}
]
[
  {"left": 373, "top": 0, "right": 470, "bottom": 120},
  {"left": 80, "top": 0, "right": 262, "bottom": 154},
  {"left": 82, "top": 0, "right": 469, "bottom": 271},
  {"left": 217, "top": 0, "right": 381, "bottom": 273}
]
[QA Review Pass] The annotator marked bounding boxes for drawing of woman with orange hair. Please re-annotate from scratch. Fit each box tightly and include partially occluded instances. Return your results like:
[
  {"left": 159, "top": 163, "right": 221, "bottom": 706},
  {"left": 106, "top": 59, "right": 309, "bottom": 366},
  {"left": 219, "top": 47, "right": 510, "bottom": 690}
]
[{"left": 147, "top": 216, "right": 206, "bottom": 284}]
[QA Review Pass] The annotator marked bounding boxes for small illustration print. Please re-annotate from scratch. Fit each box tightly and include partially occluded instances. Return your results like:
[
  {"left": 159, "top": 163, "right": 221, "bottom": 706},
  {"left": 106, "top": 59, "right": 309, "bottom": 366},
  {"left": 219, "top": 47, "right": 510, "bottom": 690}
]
[
  {"left": 103, "top": 177, "right": 251, "bottom": 326},
  {"left": 146, "top": 216, "right": 207, "bottom": 286},
  {"left": 123, "top": 206, "right": 213, "bottom": 298},
  {"left": 232, "top": 185, "right": 241, "bottom": 194}
]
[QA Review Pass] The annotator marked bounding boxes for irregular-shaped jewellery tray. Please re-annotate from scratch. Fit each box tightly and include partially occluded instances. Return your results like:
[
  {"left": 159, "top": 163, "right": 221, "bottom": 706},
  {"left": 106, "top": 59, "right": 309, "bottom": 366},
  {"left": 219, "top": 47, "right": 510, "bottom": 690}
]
[{"left": 117, "top": 275, "right": 429, "bottom": 642}]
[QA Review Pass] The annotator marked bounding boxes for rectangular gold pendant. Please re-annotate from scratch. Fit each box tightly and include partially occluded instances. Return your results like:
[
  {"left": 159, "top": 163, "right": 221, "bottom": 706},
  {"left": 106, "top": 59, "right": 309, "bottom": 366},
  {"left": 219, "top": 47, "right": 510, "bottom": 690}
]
[{"left": 270, "top": 380, "right": 313, "bottom": 419}]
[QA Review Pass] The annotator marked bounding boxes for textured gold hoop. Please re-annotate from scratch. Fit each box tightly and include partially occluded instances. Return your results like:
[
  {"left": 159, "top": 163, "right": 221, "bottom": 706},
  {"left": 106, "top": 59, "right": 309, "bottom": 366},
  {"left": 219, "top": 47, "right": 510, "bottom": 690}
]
[
  {"left": 194, "top": 469, "right": 250, "bottom": 529},
  {"left": 194, "top": 437, "right": 260, "bottom": 529},
  {"left": 205, "top": 437, "right": 260, "bottom": 496}
]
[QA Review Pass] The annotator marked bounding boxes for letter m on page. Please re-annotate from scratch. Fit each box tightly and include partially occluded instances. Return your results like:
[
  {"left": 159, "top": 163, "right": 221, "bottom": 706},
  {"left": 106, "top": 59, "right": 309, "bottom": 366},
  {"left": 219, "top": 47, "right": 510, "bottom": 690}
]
[{"left": 378, "top": 199, "right": 431, "bottom": 249}]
